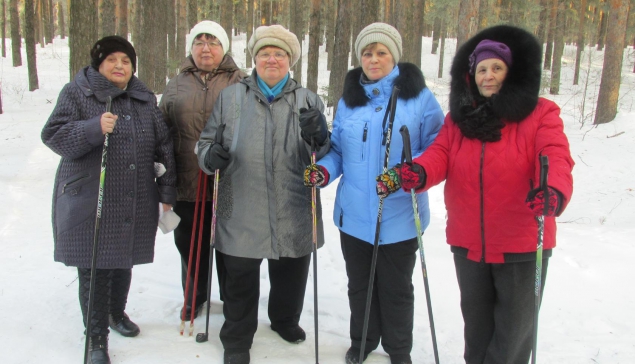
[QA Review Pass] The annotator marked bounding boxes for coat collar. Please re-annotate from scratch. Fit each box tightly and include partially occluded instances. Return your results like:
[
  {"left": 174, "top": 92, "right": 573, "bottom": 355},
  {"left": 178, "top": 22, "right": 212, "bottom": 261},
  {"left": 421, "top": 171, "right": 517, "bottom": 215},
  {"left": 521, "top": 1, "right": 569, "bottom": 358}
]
[
  {"left": 74, "top": 66, "right": 155, "bottom": 104},
  {"left": 342, "top": 62, "right": 427, "bottom": 108}
]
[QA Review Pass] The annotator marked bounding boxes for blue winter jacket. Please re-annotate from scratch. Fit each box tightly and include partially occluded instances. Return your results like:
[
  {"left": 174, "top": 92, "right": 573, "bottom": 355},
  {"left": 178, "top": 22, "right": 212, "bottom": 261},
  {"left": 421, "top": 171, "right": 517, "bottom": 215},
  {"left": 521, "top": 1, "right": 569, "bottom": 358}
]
[{"left": 319, "top": 63, "right": 444, "bottom": 245}]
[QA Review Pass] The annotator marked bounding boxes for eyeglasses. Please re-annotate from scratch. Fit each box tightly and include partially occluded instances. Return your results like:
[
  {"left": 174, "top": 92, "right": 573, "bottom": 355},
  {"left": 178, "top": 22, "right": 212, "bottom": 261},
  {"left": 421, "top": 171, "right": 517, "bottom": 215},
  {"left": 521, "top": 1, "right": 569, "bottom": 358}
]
[
  {"left": 257, "top": 51, "right": 288, "bottom": 61},
  {"left": 193, "top": 41, "right": 221, "bottom": 49}
]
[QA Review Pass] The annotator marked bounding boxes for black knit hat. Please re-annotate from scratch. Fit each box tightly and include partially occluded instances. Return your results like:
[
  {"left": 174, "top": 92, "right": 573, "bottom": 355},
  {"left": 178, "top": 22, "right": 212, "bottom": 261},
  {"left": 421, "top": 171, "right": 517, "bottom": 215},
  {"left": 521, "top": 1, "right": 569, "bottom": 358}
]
[{"left": 90, "top": 35, "right": 137, "bottom": 71}]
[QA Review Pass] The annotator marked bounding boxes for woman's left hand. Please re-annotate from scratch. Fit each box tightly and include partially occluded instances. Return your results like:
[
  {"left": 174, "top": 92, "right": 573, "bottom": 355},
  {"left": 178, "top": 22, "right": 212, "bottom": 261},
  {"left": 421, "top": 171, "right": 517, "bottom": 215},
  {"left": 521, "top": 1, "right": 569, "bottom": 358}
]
[{"left": 162, "top": 203, "right": 172, "bottom": 212}]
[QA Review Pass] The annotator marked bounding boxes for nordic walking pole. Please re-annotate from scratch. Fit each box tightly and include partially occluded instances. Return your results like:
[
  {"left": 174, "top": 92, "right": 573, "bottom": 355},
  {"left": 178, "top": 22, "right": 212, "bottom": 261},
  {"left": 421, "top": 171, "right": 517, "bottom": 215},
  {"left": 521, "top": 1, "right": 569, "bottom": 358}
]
[
  {"left": 180, "top": 171, "right": 205, "bottom": 335},
  {"left": 311, "top": 137, "right": 319, "bottom": 364},
  {"left": 196, "top": 123, "right": 226, "bottom": 343},
  {"left": 399, "top": 125, "right": 440, "bottom": 364},
  {"left": 189, "top": 175, "right": 208, "bottom": 336},
  {"left": 84, "top": 96, "right": 112, "bottom": 364},
  {"left": 359, "top": 86, "right": 400, "bottom": 363},
  {"left": 531, "top": 155, "right": 549, "bottom": 364}
]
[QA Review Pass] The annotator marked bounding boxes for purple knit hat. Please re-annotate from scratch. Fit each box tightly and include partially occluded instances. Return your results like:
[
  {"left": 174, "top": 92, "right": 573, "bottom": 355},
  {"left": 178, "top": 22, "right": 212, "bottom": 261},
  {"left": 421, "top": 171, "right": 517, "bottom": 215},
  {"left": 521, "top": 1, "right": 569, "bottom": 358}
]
[{"left": 468, "top": 39, "right": 512, "bottom": 75}]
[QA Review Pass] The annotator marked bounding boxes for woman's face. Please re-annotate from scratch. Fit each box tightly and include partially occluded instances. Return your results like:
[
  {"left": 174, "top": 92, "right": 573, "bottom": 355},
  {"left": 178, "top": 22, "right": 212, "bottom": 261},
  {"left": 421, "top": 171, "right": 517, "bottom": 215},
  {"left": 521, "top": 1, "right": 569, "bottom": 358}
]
[
  {"left": 98, "top": 52, "right": 133, "bottom": 89},
  {"left": 191, "top": 34, "right": 224, "bottom": 72},
  {"left": 474, "top": 58, "right": 508, "bottom": 98},
  {"left": 361, "top": 43, "right": 395, "bottom": 81},
  {"left": 255, "top": 46, "right": 290, "bottom": 87}
]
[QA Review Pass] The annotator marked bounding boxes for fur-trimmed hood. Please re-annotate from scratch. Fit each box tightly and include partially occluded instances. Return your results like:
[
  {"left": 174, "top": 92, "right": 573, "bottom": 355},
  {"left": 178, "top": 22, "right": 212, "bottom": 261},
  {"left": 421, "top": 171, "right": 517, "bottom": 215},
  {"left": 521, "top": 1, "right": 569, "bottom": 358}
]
[
  {"left": 450, "top": 25, "right": 542, "bottom": 141},
  {"left": 342, "top": 62, "right": 427, "bottom": 108}
]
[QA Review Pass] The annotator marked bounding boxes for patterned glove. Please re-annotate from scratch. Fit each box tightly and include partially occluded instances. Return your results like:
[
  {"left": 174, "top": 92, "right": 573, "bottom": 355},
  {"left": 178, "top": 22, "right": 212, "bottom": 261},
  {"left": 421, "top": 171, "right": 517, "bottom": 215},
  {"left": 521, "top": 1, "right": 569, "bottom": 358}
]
[
  {"left": 526, "top": 186, "right": 562, "bottom": 217},
  {"left": 376, "top": 165, "right": 402, "bottom": 198},
  {"left": 400, "top": 162, "right": 427, "bottom": 191},
  {"left": 304, "top": 164, "right": 329, "bottom": 187}
]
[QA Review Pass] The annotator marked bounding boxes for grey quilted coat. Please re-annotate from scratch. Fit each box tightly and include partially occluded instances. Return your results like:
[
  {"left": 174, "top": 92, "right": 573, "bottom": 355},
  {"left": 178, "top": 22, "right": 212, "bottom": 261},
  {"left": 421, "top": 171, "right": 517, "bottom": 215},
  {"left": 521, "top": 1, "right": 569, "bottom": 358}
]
[
  {"left": 197, "top": 72, "right": 330, "bottom": 259},
  {"left": 42, "top": 66, "right": 177, "bottom": 269}
]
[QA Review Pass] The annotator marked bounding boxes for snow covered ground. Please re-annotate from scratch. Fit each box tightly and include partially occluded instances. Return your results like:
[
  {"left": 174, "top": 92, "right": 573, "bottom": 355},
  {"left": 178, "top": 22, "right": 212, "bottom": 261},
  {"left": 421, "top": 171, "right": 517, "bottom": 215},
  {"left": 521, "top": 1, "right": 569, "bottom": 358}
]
[{"left": 1, "top": 33, "right": 634, "bottom": 363}]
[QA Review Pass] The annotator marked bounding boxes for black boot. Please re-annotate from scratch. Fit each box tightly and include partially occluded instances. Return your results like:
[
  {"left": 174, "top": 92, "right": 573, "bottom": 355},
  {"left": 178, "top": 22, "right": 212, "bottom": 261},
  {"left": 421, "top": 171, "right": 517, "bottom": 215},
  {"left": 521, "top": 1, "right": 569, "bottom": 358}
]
[
  {"left": 109, "top": 312, "right": 140, "bottom": 337},
  {"left": 224, "top": 349, "right": 250, "bottom": 364},
  {"left": 345, "top": 347, "right": 370, "bottom": 364},
  {"left": 270, "top": 324, "right": 306, "bottom": 343},
  {"left": 389, "top": 354, "right": 413, "bottom": 364},
  {"left": 89, "top": 335, "right": 111, "bottom": 364}
]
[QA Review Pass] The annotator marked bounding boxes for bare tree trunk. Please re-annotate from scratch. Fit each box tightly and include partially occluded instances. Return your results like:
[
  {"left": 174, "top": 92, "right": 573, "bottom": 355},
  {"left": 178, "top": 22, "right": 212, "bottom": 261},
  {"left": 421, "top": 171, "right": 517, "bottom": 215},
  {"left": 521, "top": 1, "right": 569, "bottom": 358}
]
[
  {"left": 187, "top": 0, "right": 197, "bottom": 29},
  {"left": 220, "top": 0, "right": 233, "bottom": 52},
  {"left": 25, "top": 0, "right": 40, "bottom": 91},
  {"left": 594, "top": 0, "right": 629, "bottom": 124},
  {"left": 536, "top": 0, "right": 549, "bottom": 43},
  {"left": 544, "top": 0, "right": 557, "bottom": 70},
  {"left": 37, "top": 0, "right": 44, "bottom": 48},
  {"left": 167, "top": 0, "right": 176, "bottom": 78},
  {"left": 573, "top": 0, "right": 587, "bottom": 85},
  {"left": 325, "top": 0, "right": 336, "bottom": 70},
  {"left": 385, "top": 0, "right": 393, "bottom": 25},
  {"left": 154, "top": 0, "right": 168, "bottom": 92},
  {"left": 59, "top": 0, "right": 66, "bottom": 39},
  {"left": 456, "top": 0, "right": 479, "bottom": 51},
  {"left": 247, "top": 0, "right": 254, "bottom": 68},
  {"left": 477, "top": 0, "right": 488, "bottom": 30},
  {"left": 431, "top": 16, "right": 440, "bottom": 54},
  {"left": 394, "top": 0, "right": 411, "bottom": 62},
  {"left": 329, "top": 0, "right": 351, "bottom": 111},
  {"left": 307, "top": 0, "right": 320, "bottom": 93},
  {"left": 101, "top": 0, "right": 116, "bottom": 36},
  {"left": 549, "top": 0, "right": 565, "bottom": 95},
  {"left": 10, "top": 0, "right": 21, "bottom": 67},
  {"left": 69, "top": 0, "right": 97, "bottom": 79},
  {"left": 1, "top": 0, "right": 6, "bottom": 58},
  {"left": 43, "top": 0, "right": 53, "bottom": 43},
  {"left": 48, "top": 0, "right": 54, "bottom": 41},
  {"left": 116, "top": 0, "right": 128, "bottom": 37},
  {"left": 438, "top": 15, "right": 446, "bottom": 78},
  {"left": 177, "top": 0, "right": 187, "bottom": 63},
  {"left": 596, "top": 8, "right": 607, "bottom": 50},
  {"left": 291, "top": 0, "right": 306, "bottom": 84},
  {"left": 411, "top": 0, "right": 424, "bottom": 67}
]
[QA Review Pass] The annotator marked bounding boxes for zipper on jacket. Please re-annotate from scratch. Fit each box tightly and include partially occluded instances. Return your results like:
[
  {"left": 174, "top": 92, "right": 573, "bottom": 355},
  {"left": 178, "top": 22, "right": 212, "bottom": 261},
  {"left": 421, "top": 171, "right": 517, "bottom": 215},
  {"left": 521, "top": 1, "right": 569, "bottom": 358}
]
[
  {"left": 479, "top": 142, "right": 486, "bottom": 266},
  {"left": 62, "top": 173, "right": 90, "bottom": 193},
  {"left": 339, "top": 208, "right": 344, "bottom": 227},
  {"left": 362, "top": 123, "right": 368, "bottom": 160}
]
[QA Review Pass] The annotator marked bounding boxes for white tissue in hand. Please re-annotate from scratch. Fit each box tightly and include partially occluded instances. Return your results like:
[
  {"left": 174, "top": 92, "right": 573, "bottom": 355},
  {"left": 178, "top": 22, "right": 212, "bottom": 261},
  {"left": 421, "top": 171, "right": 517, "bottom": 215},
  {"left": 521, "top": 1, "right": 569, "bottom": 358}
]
[
  {"left": 159, "top": 209, "right": 181, "bottom": 234},
  {"left": 154, "top": 162, "right": 166, "bottom": 177}
]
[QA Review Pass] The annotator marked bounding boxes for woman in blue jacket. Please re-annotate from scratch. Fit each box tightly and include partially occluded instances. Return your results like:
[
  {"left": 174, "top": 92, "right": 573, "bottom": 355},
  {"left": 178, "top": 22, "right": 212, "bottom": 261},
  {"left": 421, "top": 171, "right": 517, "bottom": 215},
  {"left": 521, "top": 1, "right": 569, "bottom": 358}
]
[{"left": 305, "top": 23, "right": 444, "bottom": 364}]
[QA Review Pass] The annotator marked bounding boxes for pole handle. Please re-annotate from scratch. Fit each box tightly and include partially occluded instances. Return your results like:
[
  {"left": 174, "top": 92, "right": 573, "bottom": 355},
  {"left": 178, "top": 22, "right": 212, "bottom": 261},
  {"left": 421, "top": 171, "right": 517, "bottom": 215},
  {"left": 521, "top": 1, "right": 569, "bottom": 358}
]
[
  {"left": 399, "top": 125, "right": 413, "bottom": 164},
  {"left": 539, "top": 155, "right": 549, "bottom": 216}
]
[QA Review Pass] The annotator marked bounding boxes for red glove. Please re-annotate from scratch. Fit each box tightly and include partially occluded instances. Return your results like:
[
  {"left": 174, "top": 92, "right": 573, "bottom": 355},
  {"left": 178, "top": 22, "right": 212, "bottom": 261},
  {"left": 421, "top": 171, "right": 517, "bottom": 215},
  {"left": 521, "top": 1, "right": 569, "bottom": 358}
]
[
  {"left": 526, "top": 186, "right": 561, "bottom": 217},
  {"left": 400, "top": 162, "right": 426, "bottom": 191},
  {"left": 304, "top": 164, "right": 329, "bottom": 187}
]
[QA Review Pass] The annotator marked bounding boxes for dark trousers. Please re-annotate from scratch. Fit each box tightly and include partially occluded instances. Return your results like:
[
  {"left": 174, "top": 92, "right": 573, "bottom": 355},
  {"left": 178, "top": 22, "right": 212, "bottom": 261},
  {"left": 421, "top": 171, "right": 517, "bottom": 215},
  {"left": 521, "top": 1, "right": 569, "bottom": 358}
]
[
  {"left": 453, "top": 254, "right": 549, "bottom": 364},
  {"left": 174, "top": 201, "right": 225, "bottom": 306},
  {"left": 219, "top": 251, "right": 311, "bottom": 351},
  {"left": 340, "top": 231, "right": 418, "bottom": 356},
  {"left": 78, "top": 268, "right": 132, "bottom": 336}
]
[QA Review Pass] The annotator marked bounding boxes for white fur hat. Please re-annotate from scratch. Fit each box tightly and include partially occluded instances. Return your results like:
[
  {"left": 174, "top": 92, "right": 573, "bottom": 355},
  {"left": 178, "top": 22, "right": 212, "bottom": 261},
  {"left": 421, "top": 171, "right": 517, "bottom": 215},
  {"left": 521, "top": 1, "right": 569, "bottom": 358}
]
[
  {"left": 185, "top": 20, "right": 230, "bottom": 56},
  {"left": 247, "top": 25, "right": 301, "bottom": 67}
]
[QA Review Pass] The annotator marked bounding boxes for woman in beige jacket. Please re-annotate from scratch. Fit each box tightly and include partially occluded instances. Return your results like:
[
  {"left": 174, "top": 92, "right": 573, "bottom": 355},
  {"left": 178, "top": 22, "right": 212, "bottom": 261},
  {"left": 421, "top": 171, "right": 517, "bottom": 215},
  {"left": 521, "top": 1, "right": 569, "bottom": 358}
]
[{"left": 159, "top": 20, "right": 245, "bottom": 320}]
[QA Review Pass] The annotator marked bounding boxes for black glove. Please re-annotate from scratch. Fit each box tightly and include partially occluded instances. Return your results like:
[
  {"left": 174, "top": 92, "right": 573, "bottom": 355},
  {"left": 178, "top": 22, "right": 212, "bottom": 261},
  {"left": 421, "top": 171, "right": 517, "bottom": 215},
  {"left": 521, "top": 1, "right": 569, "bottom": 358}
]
[
  {"left": 204, "top": 143, "right": 230, "bottom": 171},
  {"left": 299, "top": 107, "right": 328, "bottom": 146}
]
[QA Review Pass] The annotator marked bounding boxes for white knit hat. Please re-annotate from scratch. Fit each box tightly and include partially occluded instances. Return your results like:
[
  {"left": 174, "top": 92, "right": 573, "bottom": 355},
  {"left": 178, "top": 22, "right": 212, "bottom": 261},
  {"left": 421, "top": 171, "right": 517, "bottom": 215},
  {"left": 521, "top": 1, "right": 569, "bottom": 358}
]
[
  {"left": 185, "top": 20, "right": 230, "bottom": 56},
  {"left": 355, "top": 22, "right": 403, "bottom": 64},
  {"left": 247, "top": 25, "right": 301, "bottom": 67}
]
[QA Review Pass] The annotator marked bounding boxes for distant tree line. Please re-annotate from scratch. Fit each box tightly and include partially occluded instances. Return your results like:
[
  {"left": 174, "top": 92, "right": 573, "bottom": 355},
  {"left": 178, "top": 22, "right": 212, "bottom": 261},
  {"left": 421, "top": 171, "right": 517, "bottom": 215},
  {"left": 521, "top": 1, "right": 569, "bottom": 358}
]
[{"left": 1, "top": 0, "right": 634, "bottom": 123}]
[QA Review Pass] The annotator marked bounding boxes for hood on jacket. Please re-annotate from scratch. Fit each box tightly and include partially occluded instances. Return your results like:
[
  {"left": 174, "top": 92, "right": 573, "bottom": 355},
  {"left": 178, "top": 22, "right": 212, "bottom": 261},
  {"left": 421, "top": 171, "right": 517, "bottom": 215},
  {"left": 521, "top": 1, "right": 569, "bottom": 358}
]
[
  {"left": 341, "top": 62, "right": 427, "bottom": 108},
  {"left": 180, "top": 54, "right": 241, "bottom": 77},
  {"left": 450, "top": 25, "right": 542, "bottom": 127}
]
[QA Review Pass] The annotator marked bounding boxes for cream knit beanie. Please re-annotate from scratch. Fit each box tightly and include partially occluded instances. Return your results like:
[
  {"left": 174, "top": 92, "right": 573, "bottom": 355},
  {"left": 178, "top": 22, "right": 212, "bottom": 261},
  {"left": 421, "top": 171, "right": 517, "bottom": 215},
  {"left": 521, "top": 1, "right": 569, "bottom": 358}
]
[
  {"left": 247, "top": 25, "right": 301, "bottom": 67},
  {"left": 355, "top": 22, "right": 403, "bottom": 64},
  {"left": 185, "top": 20, "right": 230, "bottom": 56}
]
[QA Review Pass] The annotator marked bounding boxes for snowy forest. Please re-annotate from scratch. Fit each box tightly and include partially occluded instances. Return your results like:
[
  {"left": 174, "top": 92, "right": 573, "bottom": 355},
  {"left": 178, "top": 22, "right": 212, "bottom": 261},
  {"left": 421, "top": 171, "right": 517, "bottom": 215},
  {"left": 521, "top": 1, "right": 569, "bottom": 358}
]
[{"left": 1, "top": 0, "right": 635, "bottom": 364}]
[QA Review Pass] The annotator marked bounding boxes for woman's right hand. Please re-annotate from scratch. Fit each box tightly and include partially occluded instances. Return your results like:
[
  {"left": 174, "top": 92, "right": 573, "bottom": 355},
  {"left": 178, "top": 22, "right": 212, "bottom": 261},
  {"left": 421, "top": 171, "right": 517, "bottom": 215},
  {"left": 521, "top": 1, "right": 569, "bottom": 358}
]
[{"left": 100, "top": 112, "right": 118, "bottom": 134}]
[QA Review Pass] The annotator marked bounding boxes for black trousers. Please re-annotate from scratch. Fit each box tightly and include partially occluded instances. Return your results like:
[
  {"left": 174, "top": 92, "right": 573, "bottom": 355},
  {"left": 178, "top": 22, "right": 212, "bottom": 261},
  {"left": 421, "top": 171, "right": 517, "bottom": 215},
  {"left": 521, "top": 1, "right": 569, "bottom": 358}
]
[
  {"left": 78, "top": 268, "right": 132, "bottom": 336},
  {"left": 173, "top": 201, "right": 225, "bottom": 306},
  {"left": 219, "top": 251, "right": 311, "bottom": 351},
  {"left": 340, "top": 231, "right": 418, "bottom": 356},
  {"left": 453, "top": 254, "right": 549, "bottom": 364}
]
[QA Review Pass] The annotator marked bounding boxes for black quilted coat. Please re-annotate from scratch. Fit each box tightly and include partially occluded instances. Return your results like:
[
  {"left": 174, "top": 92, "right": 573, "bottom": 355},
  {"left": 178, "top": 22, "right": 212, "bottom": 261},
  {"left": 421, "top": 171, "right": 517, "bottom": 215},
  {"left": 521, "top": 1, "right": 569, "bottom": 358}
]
[{"left": 42, "top": 66, "right": 177, "bottom": 269}]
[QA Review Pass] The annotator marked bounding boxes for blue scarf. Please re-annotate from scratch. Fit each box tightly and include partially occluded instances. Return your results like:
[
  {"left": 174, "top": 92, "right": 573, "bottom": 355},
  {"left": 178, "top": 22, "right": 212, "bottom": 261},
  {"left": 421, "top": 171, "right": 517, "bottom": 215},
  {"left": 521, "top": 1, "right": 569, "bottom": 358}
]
[{"left": 257, "top": 73, "right": 289, "bottom": 103}]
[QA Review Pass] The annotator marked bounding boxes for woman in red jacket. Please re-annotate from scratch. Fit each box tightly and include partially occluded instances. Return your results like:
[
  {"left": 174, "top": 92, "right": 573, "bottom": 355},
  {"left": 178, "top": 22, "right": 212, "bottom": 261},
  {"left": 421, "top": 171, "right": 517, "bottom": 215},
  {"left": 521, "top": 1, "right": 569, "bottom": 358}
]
[{"left": 377, "top": 25, "right": 574, "bottom": 363}]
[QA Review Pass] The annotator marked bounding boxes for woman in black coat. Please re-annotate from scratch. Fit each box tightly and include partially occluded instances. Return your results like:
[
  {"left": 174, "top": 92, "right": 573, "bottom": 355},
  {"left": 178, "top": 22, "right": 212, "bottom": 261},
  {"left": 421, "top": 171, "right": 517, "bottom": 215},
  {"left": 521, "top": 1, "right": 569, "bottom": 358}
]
[{"left": 42, "top": 36, "right": 176, "bottom": 364}]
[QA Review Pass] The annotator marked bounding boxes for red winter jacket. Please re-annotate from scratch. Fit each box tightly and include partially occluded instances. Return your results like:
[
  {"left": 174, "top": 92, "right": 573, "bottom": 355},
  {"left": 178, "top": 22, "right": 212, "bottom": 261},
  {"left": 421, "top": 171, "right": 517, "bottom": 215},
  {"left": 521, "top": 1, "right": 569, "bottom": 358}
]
[{"left": 413, "top": 98, "right": 574, "bottom": 263}]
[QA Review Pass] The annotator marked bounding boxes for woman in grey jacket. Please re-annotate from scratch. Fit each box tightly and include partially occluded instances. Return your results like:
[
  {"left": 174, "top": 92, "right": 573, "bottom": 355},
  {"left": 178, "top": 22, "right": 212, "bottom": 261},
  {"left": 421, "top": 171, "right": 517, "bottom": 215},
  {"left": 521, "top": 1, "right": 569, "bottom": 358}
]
[
  {"left": 42, "top": 36, "right": 176, "bottom": 364},
  {"left": 197, "top": 25, "right": 329, "bottom": 364}
]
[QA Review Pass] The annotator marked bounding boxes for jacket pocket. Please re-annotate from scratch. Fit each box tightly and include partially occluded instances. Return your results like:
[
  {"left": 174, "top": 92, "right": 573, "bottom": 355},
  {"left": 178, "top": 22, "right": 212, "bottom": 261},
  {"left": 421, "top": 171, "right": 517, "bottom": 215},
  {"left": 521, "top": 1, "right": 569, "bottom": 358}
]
[{"left": 55, "top": 171, "right": 100, "bottom": 235}]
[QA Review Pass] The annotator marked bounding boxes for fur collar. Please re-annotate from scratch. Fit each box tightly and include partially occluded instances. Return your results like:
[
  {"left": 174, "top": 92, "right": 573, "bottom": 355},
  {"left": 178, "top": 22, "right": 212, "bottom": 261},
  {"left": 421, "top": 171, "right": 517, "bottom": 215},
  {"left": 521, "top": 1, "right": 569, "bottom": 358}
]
[
  {"left": 450, "top": 26, "right": 542, "bottom": 142},
  {"left": 342, "top": 63, "right": 427, "bottom": 108}
]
